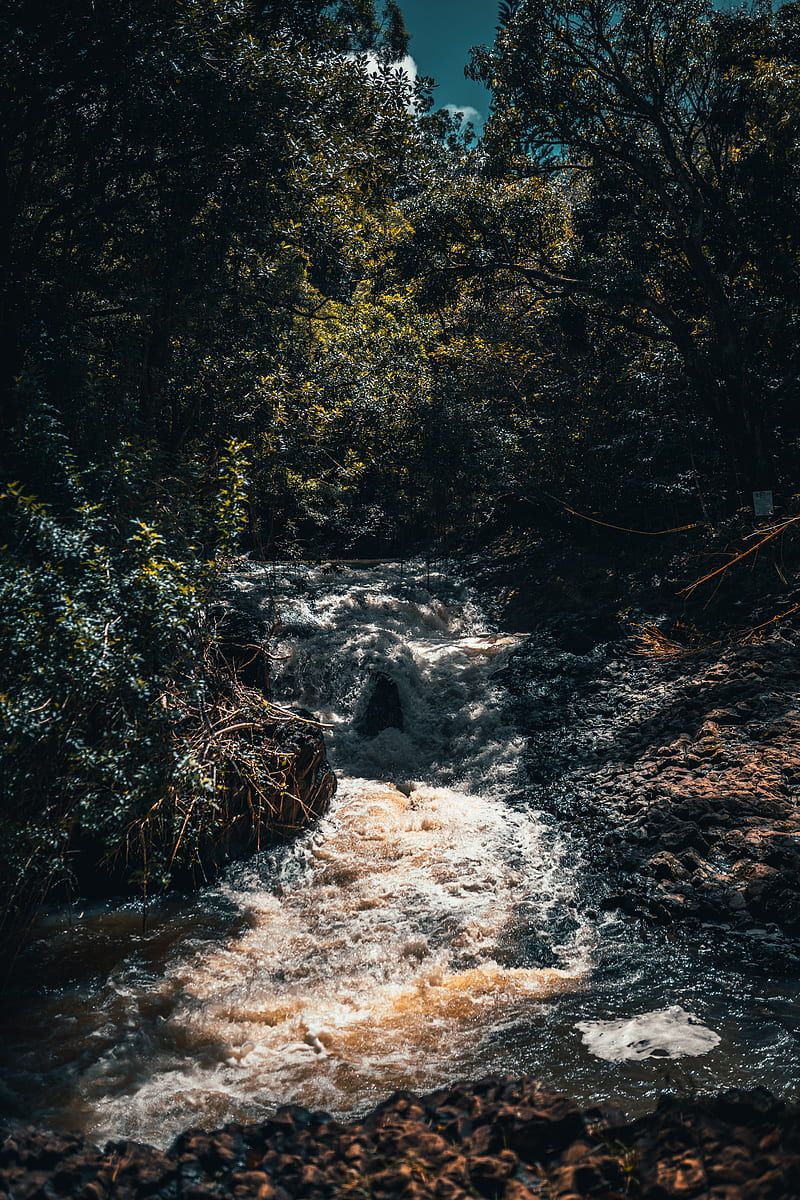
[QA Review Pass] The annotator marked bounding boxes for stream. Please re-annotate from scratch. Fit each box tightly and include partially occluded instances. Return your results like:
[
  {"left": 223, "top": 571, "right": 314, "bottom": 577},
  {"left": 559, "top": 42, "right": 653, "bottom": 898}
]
[{"left": 0, "top": 562, "right": 797, "bottom": 1148}]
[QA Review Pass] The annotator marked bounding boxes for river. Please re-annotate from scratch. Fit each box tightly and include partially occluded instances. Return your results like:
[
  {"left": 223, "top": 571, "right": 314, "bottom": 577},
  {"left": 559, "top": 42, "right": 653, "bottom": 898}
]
[{"left": 0, "top": 562, "right": 797, "bottom": 1147}]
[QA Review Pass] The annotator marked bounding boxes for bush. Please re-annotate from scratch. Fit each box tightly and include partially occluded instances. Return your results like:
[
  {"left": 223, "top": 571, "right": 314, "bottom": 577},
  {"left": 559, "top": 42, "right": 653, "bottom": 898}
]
[{"left": 0, "top": 428, "right": 279, "bottom": 950}]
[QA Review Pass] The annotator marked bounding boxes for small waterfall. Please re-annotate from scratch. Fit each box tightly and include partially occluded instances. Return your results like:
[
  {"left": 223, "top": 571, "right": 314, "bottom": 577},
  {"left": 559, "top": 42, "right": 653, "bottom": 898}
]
[
  {"left": 134, "top": 562, "right": 588, "bottom": 1140},
  {"left": 0, "top": 562, "right": 589, "bottom": 1146},
  {"left": 5, "top": 561, "right": 795, "bottom": 1148},
  {"left": 260, "top": 561, "right": 526, "bottom": 793}
]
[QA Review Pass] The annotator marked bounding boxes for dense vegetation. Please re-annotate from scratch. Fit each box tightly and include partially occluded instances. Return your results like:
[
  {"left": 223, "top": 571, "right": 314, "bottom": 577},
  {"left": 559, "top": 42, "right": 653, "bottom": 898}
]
[{"left": 2, "top": 0, "right": 800, "bottom": 940}]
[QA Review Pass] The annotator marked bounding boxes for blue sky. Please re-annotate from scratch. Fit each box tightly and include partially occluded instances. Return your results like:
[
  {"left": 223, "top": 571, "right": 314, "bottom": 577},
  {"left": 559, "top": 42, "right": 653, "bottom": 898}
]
[
  {"left": 399, "top": 1, "right": 496, "bottom": 128},
  {"left": 397, "top": 1, "right": 750, "bottom": 132}
]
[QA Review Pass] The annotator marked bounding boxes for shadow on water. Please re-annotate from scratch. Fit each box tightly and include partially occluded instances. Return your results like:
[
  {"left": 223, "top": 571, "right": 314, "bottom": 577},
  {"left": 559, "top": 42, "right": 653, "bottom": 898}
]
[{"left": 0, "top": 562, "right": 797, "bottom": 1147}]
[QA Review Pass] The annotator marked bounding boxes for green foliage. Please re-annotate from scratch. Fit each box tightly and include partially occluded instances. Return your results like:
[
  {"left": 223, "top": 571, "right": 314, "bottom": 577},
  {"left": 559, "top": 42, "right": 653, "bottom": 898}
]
[
  {"left": 466, "top": 0, "right": 800, "bottom": 501},
  {"left": 3, "top": 0, "right": 800, "bottom": 952},
  {"left": 0, "top": 0, "right": 422, "bottom": 450},
  {"left": 0, "top": 411, "right": 250, "bottom": 940},
  {"left": 0, "top": 0, "right": 429, "bottom": 948},
  {"left": 217, "top": 440, "right": 252, "bottom": 559}
]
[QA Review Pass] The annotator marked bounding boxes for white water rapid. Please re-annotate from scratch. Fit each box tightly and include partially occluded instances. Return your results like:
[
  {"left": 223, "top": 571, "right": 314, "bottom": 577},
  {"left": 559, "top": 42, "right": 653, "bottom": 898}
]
[
  {"left": 163, "top": 562, "right": 591, "bottom": 1132},
  {"left": 0, "top": 563, "right": 590, "bottom": 1146},
  {"left": 3, "top": 561, "right": 800, "bottom": 1147}
]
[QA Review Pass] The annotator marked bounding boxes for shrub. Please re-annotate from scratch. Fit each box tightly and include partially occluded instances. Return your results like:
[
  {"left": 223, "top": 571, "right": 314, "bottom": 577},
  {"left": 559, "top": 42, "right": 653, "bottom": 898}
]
[{"left": 0, "top": 429, "right": 273, "bottom": 950}]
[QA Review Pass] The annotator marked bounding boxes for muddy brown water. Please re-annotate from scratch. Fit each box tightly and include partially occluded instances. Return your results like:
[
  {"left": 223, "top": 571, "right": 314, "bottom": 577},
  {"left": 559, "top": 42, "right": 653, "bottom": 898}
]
[{"left": 0, "top": 563, "right": 797, "bottom": 1148}]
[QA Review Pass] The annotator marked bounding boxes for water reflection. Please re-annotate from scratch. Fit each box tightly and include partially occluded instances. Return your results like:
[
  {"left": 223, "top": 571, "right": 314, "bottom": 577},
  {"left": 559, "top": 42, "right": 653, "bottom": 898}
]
[{"left": 0, "top": 564, "right": 797, "bottom": 1146}]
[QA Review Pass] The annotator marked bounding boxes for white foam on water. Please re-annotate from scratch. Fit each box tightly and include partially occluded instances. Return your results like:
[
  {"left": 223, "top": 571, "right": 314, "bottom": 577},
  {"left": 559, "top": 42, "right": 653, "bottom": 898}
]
[
  {"left": 576, "top": 1005, "right": 721, "bottom": 1063},
  {"left": 242, "top": 564, "right": 525, "bottom": 793},
  {"left": 2, "top": 562, "right": 593, "bottom": 1148}
]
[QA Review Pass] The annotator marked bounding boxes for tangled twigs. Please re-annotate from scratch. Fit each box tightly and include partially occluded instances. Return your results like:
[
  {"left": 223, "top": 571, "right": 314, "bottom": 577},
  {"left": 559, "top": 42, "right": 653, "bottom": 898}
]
[
  {"left": 633, "top": 598, "right": 800, "bottom": 661},
  {"left": 631, "top": 623, "right": 698, "bottom": 659},
  {"left": 679, "top": 514, "right": 800, "bottom": 599},
  {"left": 118, "top": 637, "right": 335, "bottom": 892}
]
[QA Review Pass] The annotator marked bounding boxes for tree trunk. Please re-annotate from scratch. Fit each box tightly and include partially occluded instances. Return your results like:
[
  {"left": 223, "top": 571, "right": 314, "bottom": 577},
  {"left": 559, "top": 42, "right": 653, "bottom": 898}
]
[
  {"left": 0, "top": 296, "right": 23, "bottom": 436},
  {"left": 710, "top": 381, "right": 776, "bottom": 507}
]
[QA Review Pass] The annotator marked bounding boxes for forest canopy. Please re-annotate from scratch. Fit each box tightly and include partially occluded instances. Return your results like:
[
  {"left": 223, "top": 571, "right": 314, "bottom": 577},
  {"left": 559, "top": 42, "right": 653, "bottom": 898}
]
[{"left": 2, "top": 0, "right": 800, "bottom": 934}]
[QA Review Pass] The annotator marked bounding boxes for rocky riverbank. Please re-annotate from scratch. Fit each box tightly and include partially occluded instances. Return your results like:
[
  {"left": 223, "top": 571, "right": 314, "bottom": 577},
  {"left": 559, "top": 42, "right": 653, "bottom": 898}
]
[
  {"left": 593, "top": 626, "right": 800, "bottom": 940},
  {"left": 484, "top": 542, "right": 800, "bottom": 958},
  {"left": 2, "top": 1077, "right": 798, "bottom": 1199}
]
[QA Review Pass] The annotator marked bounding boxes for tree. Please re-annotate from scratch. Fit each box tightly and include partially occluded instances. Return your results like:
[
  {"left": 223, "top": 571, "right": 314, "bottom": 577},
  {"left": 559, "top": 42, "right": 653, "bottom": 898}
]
[
  {"left": 469, "top": 0, "right": 800, "bottom": 500},
  {"left": 0, "top": 0, "right": 415, "bottom": 452},
  {"left": 0, "top": 0, "right": 430, "bottom": 939}
]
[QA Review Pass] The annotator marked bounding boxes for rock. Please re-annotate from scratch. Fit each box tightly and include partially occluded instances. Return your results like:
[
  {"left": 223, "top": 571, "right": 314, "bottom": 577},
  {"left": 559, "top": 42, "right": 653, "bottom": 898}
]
[
  {"left": 650, "top": 852, "right": 688, "bottom": 882},
  {"left": 497, "top": 1095, "right": 586, "bottom": 1160},
  {"left": 467, "top": 1150, "right": 518, "bottom": 1195},
  {"left": 2, "top": 1080, "right": 798, "bottom": 1200},
  {"left": 356, "top": 672, "right": 404, "bottom": 737}
]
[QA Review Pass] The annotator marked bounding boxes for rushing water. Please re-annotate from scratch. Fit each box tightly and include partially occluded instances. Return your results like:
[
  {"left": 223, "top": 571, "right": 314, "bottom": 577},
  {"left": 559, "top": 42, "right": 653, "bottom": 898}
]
[{"left": 0, "top": 562, "right": 798, "bottom": 1147}]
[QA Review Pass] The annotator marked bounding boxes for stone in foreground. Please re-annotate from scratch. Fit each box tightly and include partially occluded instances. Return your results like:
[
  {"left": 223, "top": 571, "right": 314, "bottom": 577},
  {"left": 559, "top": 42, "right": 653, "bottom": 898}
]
[{"left": 2, "top": 1077, "right": 798, "bottom": 1198}]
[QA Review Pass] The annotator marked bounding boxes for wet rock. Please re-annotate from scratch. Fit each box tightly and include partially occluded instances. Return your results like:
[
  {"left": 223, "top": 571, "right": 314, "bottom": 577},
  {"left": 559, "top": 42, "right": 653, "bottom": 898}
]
[
  {"left": 650, "top": 852, "right": 688, "bottom": 883},
  {"left": 557, "top": 620, "right": 800, "bottom": 941},
  {"left": 496, "top": 1095, "right": 586, "bottom": 1160},
  {"left": 629, "top": 1090, "right": 800, "bottom": 1200},
  {"left": 467, "top": 1149, "right": 518, "bottom": 1194},
  {"left": 356, "top": 672, "right": 404, "bottom": 737},
  {"left": 741, "top": 865, "right": 800, "bottom": 934},
  {"left": 2, "top": 1080, "right": 798, "bottom": 1200}
]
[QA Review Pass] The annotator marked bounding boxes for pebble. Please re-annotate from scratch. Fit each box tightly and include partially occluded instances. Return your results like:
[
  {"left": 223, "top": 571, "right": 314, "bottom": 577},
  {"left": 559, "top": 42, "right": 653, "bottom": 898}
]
[{"left": 2, "top": 1079, "right": 798, "bottom": 1199}]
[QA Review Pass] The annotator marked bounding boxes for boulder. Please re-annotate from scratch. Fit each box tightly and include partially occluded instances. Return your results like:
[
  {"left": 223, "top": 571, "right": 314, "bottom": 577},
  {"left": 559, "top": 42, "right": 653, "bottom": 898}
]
[{"left": 356, "top": 673, "right": 404, "bottom": 738}]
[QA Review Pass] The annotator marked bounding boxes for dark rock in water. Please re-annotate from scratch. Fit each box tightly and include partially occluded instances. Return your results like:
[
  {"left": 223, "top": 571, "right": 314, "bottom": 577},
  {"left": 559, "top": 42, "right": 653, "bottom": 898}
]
[
  {"left": 356, "top": 672, "right": 403, "bottom": 738},
  {"left": 3, "top": 1078, "right": 798, "bottom": 1198},
  {"left": 213, "top": 584, "right": 272, "bottom": 692},
  {"left": 549, "top": 613, "right": 617, "bottom": 656}
]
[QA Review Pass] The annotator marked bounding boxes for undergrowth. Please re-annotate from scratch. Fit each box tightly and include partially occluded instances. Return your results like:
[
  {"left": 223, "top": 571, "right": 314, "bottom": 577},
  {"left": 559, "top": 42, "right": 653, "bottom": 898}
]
[{"left": 0, "top": 412, "right": 323, "bottom": 960}]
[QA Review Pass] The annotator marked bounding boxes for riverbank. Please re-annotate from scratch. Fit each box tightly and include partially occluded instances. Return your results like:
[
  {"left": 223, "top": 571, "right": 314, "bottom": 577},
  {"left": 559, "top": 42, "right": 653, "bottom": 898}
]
[
  {"left": 3, "top": 1076, "right": 798, "bottom": 1199},
  {"left": 1, "top": 557, "right": 798, "bottom": 1189},
  {"left": 474, "top": 533, "right": 800, "bottom": 954}
]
